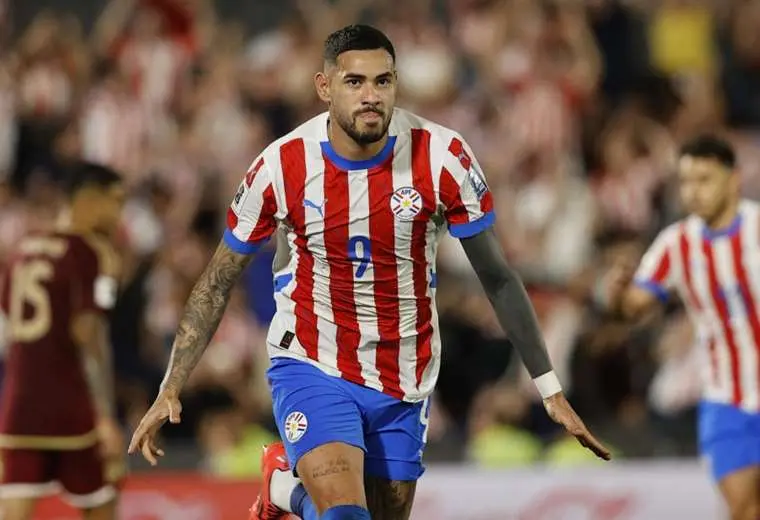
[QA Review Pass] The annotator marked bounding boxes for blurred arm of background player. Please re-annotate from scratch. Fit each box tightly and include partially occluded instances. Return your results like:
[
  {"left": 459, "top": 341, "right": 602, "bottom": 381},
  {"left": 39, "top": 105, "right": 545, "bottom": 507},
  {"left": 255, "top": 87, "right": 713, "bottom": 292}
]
[
  {"left": 70, "top": 238, "right": 123, "bottom": 461},
  {"left": 595, "top": 255, "right": 664, "bottom": 324},
  {"left": 460, "top": 229, "right": 612, "bottom": 460}
]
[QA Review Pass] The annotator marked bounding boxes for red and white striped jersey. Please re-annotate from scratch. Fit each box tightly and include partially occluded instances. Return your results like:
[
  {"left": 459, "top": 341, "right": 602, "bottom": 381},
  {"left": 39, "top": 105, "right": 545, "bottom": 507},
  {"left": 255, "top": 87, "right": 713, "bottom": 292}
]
[
  {"left": 225, "top": 108, "right": 494, "bottom": 402},
  {"left": 634, "top": 200, "right": 760, "bottom": 411}
]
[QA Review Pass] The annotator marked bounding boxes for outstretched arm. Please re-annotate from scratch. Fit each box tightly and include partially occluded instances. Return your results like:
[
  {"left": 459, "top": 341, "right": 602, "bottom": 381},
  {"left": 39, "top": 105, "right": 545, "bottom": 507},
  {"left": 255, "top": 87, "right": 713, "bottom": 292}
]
[
  {"left": 130, "top": 151, "right": 278, "bottom": 465},
  {"left": 129, "top": 240, "right": 252, "bottom": 464},
  {"left": 460, "top": 229, "right": 553, "bottom": 382},
  {"left": 460, "top": 229, "right": 611, "bottom": 460},
  {"left": 159, "top": 241, "right": 252, "bottom": 395}
]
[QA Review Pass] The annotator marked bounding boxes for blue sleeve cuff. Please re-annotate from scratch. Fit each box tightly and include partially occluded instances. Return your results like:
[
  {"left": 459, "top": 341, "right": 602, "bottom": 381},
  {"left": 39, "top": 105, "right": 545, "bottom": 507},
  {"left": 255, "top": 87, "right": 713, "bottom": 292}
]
[
  {"left": 449, "top": 211, "right": 496, "bottom": 239},
  {"left": 223, "top": 229, "right": 266, "bottom": 255},
  {"left": 633, "top": 279, "right": 670, "bottom": 304}
]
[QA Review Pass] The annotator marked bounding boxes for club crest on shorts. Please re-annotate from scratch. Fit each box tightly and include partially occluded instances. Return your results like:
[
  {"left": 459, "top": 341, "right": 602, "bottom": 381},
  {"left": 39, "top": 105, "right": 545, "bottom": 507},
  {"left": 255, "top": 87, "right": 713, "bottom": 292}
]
[
  {"left": 284, "top": 411, "right": 308, "bottom": 443},
  {"left": 390, "top": 187, "right": 423, "bottom": 221}
]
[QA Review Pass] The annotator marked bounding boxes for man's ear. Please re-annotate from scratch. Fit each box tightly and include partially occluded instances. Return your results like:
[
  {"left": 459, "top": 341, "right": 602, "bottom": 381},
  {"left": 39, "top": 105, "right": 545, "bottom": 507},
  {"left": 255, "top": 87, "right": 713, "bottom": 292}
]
[{"left": 314, "top": 71, "right": 331, "bottom": 103}]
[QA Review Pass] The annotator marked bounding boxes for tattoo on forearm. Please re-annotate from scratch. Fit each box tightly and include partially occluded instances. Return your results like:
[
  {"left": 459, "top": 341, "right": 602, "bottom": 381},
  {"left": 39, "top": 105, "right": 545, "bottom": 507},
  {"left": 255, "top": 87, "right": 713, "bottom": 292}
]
[
  {"left": 160, "top": 242, "right": 251, "bottom": 395},
  {"left": 310, "top": 456, "right": 351, "bottom": 480},
  {"left": 365, "top": 476, "right": 416, "bottom": 520}
]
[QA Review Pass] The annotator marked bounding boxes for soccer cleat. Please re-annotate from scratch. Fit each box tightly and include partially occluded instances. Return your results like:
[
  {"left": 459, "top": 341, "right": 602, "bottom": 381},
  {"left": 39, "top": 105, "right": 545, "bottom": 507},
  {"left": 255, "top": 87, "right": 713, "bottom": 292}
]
[{"left": 249, "top": 442, "right": 290, "bottom": 520}]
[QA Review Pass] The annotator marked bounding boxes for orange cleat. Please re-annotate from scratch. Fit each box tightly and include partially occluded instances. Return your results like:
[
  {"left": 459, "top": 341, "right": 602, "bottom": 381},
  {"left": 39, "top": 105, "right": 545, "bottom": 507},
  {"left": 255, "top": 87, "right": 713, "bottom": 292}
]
[{"left": 249, "top": 442, "right": 291, "bottom": 520}]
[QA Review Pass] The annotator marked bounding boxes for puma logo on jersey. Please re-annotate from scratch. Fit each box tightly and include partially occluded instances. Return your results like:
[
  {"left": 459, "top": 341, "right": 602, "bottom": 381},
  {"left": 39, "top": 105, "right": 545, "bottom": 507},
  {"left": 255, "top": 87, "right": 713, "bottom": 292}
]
[{"left": 303, "top": 199, "right": 326, "bottom": 218}]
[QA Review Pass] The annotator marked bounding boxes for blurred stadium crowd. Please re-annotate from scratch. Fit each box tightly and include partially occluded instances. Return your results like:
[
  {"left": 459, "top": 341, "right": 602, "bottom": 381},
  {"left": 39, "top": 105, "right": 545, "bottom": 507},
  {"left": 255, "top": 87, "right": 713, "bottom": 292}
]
[{"left": 1, "top": 0, "right": 760, "bottom": 476}]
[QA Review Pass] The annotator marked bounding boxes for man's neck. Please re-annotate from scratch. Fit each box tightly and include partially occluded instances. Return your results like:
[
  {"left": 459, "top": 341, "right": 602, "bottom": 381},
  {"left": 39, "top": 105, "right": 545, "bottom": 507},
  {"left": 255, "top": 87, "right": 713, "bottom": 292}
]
[
  {"left": 705, "top": 199, "right": 740, "bottom": 230},
  {"left": 327, "top": 120, "right": 387, "bottom": 161}
]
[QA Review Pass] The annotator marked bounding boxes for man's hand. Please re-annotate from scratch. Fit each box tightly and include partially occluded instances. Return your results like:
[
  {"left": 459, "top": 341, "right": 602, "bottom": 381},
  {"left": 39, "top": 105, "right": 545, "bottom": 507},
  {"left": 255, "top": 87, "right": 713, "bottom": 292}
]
[
  {"left": 97, "top": 416, "right": 124, "bottom": 461},
  {"left": 543, "top": 393, "right": 612, "bottom": 461},
  {"left": 127, "top": 391, "right": 182, "bottom": 466},
  {"left": 594, "top": 262, "right": 634, "bottom": 311}
]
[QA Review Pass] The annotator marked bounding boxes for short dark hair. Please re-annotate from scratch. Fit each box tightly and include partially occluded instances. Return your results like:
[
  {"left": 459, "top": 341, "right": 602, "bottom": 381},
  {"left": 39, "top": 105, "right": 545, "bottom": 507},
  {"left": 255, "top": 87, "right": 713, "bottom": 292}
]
[
  {"left": 66, "top": 162, "right": 122, "bottom": 197},
  {"left": 680, "top": 134, "right": 736, "bottom": 169},
  {"left": 323, "top": 24, "right": 395, "bottom": 64}
]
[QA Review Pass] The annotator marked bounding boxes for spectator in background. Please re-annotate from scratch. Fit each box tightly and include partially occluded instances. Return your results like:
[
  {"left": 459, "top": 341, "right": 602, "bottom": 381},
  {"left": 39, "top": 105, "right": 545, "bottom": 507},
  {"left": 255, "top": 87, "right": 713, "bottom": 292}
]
[
  {"left": 80, "top": 60, "right": 146, "bottom": 182},
  {"left": 720, "top": 0, "right": 760, "bottom": 128}
]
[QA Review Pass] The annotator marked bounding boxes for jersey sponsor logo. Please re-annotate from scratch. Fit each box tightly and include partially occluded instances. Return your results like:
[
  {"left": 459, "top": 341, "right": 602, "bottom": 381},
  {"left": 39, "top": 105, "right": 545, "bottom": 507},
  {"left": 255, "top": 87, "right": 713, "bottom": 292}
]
[
  {"left": 390, "top": 187, "right": 423, "bottom": 221},
  {"left": 232, "top": 182, "right": 247, "bottom": 211},
  {"left": 279, "top": 331, "right": 295, "bottom": 349},
  {"left": 284, "top": 411, "right": 308, "bottom": 443},
  {"left": 467, "top": 163, "right": 488, "bottom": 201}
]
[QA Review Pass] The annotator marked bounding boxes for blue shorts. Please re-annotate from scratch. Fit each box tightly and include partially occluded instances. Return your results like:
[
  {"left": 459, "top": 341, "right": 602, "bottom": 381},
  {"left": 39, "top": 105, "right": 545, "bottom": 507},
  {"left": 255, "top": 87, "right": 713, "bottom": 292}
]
[
  {"left": 698, "top": 401, "right": 760, "bottom": 482},
  {"left": 267, "top": 358, "right": 430, "bottom": 481}
]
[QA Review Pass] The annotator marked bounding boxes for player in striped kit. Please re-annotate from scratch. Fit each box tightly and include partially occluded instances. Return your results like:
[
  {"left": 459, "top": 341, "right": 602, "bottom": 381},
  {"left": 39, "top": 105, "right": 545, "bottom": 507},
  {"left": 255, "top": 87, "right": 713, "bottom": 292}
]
[
  {"left": 129, "top": 25, "right": 610, "bottom": 520},
  {"left": 603, "top": 136, "right": 760, "bottom": 520}
]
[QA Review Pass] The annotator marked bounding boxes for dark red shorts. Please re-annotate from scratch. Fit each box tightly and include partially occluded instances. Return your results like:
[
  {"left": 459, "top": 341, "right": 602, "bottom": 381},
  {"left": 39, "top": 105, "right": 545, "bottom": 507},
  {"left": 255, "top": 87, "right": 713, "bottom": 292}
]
[{"left": 0, "top": 445, "right": 119, "bottom": 507}]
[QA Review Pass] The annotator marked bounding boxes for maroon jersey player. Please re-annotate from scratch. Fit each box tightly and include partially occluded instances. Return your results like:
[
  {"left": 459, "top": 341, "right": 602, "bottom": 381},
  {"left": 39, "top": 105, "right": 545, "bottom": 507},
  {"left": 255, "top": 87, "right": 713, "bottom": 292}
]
[{"left": 0, "top": 163, "right": 125, "bottom": 520}]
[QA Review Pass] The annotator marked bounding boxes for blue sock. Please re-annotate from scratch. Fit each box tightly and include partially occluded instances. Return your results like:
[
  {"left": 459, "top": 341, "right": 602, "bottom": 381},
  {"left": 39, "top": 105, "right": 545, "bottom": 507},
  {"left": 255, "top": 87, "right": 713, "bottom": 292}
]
[
  {"left": 320, "top": 505, "right": 371, "bottom": 519},
  {"left": 290, "top": 483, "right": 319, "bottom": 520}
]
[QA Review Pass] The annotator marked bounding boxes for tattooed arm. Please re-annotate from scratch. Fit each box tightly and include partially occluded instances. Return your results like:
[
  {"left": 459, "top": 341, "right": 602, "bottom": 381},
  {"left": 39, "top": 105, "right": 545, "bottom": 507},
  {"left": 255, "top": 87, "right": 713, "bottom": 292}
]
[{"left": 158, "top": 241, "right": 253, "bottom": 395}]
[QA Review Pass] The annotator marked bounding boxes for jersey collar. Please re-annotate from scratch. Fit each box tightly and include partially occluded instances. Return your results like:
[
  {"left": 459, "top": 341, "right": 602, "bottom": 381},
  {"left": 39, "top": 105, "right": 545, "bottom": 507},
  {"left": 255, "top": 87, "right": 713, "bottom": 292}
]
[{"left": 321, "top": 134, "right": 397, "bottom": 171}]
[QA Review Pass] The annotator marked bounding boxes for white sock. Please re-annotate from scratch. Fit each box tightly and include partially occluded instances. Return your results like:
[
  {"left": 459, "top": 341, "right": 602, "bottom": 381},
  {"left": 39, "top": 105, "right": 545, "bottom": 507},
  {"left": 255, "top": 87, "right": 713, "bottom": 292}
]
[{"left": 270, "top": 469, "right": 301, "bottom": 513}]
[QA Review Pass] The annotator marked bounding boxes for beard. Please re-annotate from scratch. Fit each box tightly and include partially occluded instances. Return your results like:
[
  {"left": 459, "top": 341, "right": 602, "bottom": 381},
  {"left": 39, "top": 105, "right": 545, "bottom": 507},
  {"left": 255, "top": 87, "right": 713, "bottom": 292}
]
[{"left": 334, "top": 108, "right": 391, "bottom": 145}]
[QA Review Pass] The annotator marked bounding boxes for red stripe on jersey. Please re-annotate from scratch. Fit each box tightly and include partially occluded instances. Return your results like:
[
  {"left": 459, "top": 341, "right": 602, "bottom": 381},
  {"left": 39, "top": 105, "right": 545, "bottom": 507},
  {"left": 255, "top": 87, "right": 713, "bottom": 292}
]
[
  {"left": 246, "top": 157, "right": 264, "bottom": 187},
  {"left": 679, "top": 226, "right": 702, "bottom": 311},
  {"left": 652, "top": 247, "right": 671, "bottom": 285},
  {"left": 368, "top": 156, "right": 403, "bottom": 399},
  {"left": 730, "top": 230, "right": 760, "bottom": 401},
  {"left": 679, "top": 226, "right": 717, "bottom": 384},
  {"left": 447, "top": 137, "right": 470, "bottom": 170},
  {"left": 323, "top": 159, "right": 363, "bottom": 385},
  {"left": 226, "top": 207, "right": 238, "bottom": 230},
  {"left": 249, "top": 183, "right": 277, "bottom": 242},
  {"left": 282, "top": 139, "right": 319, "bottom": 360},
  {"left": 440, "top": 168, "right": 468, "bottom": 225},
  {"left": 479, "top": 188, "right": 494, "bottom": 215},
  {"left": 703, "top": 239, "right": 743, "bottom": 405},
  {"left": 411, "top": 129, "right": 435, "bottom": 388}
]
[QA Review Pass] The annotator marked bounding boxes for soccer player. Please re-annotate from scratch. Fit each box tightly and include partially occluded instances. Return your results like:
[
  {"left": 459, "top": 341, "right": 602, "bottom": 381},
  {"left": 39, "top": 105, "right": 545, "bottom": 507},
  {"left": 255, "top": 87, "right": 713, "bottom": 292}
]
[
  {"left": 129, "top": 25, "right": 610, "bottom": 520},
  {"left": 601, "top": 135, "right": 760, "bottom": 520},
  {"left": 0, "top": 163, "right": 125, "bottom": 520}
]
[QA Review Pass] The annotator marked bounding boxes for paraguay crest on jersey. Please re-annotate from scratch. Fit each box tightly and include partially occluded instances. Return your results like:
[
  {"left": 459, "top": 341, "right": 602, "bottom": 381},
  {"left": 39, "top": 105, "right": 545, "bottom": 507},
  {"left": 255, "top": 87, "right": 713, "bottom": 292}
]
[{"left": 390, "top": 187, "right": 423, "bottom": 221}]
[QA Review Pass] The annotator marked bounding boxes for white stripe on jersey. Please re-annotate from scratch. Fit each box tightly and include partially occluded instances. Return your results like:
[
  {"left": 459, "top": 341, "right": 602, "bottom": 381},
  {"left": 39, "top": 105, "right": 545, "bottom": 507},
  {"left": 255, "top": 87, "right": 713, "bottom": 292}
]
[
  {"left": 712, "top": 230, "right": 758, "bottom": 410},
  {"left": 347, "top": 168, "right": 383, "bottom": 387},
  {"left": 266, "top": 145, "right": 302, "bottom": 358},
  {"left": 304, "top": 141, "right": 340, "bottom": 371},
  {"left": 684, "top": 217, "right": 733, "bottom": 404},
  {"left": 391, "top": 138, "right": 420, "bottom": 396},
  {"left": 737, "top": 205, "right": 760, "bottom": 409}
]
